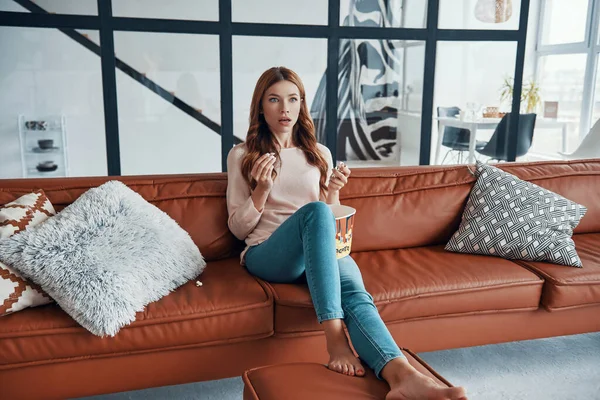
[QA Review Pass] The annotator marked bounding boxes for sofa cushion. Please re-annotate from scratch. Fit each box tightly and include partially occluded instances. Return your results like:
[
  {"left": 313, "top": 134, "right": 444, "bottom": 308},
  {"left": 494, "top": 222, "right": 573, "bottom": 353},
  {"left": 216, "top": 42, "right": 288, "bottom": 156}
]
[
  {"left": 0, "top": 181, "right": 206, "bottom": 337},
  {"left": 0, "top": 258, "right": 273, "bottom": 369},
  {"left": 0, "top": 190, "right": 56, "bottom": 238},
  {"left": 1, "top": 190, "right": 55, "bottom": 316},
  {"left": 243, "top": 350, "right": 451, "bottom": 400},
  {"left": 446, "top": 162, "right": 587, "bottom": 267},
  {"left": 268, "top": 246, "right": 543, "bottom": 334},
  {"left": 514, "top": 233, "right": 600, "bottom": 310}
]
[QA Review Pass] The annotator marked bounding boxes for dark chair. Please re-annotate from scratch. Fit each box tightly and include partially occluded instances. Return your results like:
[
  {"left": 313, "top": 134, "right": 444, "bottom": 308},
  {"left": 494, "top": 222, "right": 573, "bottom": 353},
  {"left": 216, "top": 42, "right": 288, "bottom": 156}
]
[
  {"left": 476, "top": 113, "right": 537, "bottom": 161},
  {"left": 437, "top": 106, "right": 486, "bottom": 164}
]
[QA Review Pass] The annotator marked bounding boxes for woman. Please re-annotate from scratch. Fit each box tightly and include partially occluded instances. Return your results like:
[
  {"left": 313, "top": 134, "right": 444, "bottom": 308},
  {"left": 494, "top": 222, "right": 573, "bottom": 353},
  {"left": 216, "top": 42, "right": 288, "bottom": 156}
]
[{"left": 226, "top": 66, "right": 467, "bottom": 400}]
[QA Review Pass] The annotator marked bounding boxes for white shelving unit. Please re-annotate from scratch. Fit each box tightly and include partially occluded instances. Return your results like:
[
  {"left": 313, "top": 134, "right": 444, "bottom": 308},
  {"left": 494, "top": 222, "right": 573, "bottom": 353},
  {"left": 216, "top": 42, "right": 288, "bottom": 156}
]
[{"left": 18, "top": 115, "right": 69, "bottom": 178}]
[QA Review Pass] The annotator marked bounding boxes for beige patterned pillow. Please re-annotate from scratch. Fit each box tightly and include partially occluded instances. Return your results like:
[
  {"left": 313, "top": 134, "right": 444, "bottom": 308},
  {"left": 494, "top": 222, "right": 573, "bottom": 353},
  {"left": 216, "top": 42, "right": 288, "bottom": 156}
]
[{"left": 0, "top": 190, "right": 56, "bottom": 316}]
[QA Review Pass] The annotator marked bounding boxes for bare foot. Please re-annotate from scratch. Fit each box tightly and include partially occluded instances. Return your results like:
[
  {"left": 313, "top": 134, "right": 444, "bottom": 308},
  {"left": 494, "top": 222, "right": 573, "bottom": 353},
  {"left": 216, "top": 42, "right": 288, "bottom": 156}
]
[
  {"left": 322, "top": 319, "right": 365, "bottom": 377},
  {"left": 385, "top": 370, "right": 467, "bottom": 400},
  {"left": 326, "top": 338, "right": 365, "bottom": 377}
]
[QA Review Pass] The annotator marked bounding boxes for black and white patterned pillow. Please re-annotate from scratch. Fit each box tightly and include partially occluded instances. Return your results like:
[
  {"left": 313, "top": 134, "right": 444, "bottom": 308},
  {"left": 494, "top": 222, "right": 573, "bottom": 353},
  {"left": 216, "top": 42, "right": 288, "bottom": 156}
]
[{"left": 446, "top": 162, "right": 588, "bottom": 267}]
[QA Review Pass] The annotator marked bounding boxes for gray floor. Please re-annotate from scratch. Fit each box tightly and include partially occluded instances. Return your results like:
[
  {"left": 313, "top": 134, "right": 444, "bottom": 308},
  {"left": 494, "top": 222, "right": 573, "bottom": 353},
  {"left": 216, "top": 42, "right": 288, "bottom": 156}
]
[
  {"left": 418, "top": 332, "right": 600, "bottom": 400},
  {"left": 79, "top": 332, "right": 600, "bottom": 400}
]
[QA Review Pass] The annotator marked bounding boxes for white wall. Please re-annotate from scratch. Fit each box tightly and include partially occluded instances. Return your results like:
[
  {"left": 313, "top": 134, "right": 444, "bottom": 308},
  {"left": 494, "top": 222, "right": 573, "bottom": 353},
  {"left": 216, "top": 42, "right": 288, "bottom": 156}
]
[
  {"left": 113, "top": 0, "right": 218, "bottom": 20},
  {"left": 232, "top": 0, "right": 327, "bottom": 25}
]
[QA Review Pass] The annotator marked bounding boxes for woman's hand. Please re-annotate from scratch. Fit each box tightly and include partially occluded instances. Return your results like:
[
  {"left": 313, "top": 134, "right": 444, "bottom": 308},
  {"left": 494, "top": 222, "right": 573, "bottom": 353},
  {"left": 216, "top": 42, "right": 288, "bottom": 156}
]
[
  {"left": 327, "top": 162, "right": 351, "bottom": 193},
  {"left": 251, "top": 152, "right": 277, "bottom": 193}
]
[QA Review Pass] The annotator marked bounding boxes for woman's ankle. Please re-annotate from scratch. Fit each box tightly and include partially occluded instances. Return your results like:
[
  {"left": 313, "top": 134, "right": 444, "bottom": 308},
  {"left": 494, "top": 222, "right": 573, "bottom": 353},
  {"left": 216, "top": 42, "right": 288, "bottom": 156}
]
[
  {"left": 322, "top": 319, "right": 349, "bottom": 348},
  {"left": 380, "top": 357, "right": 418, "bottom": 387},
  {"left": 322, "top": 319, "right": 344, "bottom": 336}
]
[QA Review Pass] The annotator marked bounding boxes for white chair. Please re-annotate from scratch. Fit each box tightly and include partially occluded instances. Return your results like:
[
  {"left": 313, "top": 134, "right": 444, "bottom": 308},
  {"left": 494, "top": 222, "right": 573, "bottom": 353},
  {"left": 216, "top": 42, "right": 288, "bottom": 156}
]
[{"left": 559, "top": 118, "right": 600, "bottom": 159}]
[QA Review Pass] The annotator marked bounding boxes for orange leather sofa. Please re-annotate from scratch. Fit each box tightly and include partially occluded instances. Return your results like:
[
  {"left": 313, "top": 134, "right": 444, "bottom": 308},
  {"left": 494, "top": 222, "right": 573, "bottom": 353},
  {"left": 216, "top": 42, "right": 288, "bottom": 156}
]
[{"left": 1, "top": 159, "right": 599, "bottom": 400}]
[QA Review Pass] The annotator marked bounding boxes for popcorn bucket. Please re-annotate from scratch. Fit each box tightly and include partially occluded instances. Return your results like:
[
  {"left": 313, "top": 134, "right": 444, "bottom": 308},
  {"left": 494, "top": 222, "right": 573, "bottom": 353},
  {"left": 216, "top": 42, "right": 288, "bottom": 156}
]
[{"left": 328, "top": 204, "right": 356, "bottom": 259}]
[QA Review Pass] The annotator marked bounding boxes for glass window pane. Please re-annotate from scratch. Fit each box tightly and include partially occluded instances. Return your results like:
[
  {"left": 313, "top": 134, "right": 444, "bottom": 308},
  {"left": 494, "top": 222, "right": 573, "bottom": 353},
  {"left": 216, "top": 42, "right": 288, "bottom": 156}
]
[
  {"left": 114, "top": 32, "right": 220, "bottom": 174},
  {"left": 439, "top": 0, "right": 520, "bottom": 30},
  {"left": 530, "top": 54, "right": 586, "bottom": 158},
  {"left": 233, "top": 0, "right": 327, "bottom": 25},
  {"left": 0, "top": 26, "right": 106, "bottom": 179},
  {"left": 0, "top": 0, "right": 97, "bottom": 14},
  {"left": 540, "top": 0, "right": 588, "bottom": 45},
  {"left": 331, "top": 39, "right": 425, "bottom": 167},
  {"left": 593, "top": 56, "right": 600, "bottom": 131},
  {"left": 112, "top": 0, "right": 218, "bottom": 21},
  {"left": 432, "top": 41, "right": 517, "bottom": 165},
  {"left": 233, "top": 36, "right": 327, "bottom": 142},
  {"left": 524, "top": 54, "right": 586, "bottom": 161},
  {"left": 340, "top": 0, "right": 426, "bottom": 29}
]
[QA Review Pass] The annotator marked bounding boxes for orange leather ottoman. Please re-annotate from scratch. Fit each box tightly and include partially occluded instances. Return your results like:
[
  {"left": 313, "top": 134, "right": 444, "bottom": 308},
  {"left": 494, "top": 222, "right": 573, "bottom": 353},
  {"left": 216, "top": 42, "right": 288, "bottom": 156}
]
[{"left": 242, "top": 349, "right": 452, "bottom": 400}]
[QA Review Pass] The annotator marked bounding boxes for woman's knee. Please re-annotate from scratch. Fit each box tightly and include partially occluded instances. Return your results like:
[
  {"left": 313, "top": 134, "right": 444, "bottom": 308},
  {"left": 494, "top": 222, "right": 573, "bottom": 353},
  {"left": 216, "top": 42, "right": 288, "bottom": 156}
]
[
  {"left": 298, "top": 202, "right": 335, "bottom": 228},
  {"left": 300, "top": 201, "right": 333, "bottom": 217}
]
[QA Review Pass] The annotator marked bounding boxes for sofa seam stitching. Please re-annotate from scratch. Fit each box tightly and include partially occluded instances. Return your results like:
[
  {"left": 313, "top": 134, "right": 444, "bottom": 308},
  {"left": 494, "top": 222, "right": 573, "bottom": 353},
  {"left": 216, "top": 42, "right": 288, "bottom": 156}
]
[
  {"left": 0, "top": 300, "right": 274, "bottom": 338},
  {"left": 273, "top": 280, "right": 543, "bottom": 308}
]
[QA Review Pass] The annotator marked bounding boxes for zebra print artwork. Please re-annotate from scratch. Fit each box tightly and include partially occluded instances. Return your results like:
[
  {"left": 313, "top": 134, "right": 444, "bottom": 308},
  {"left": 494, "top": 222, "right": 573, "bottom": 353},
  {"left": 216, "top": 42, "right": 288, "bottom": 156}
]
[{"left": 310, "top": 0, "right": 422, "bottom": 163}]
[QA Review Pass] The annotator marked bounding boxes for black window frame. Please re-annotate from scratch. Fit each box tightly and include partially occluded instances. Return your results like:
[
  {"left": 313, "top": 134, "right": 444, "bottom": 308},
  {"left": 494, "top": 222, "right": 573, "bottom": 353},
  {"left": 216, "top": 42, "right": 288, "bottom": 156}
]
[{"left": 0, "top": 0, "right": 530, "bottom": 175}]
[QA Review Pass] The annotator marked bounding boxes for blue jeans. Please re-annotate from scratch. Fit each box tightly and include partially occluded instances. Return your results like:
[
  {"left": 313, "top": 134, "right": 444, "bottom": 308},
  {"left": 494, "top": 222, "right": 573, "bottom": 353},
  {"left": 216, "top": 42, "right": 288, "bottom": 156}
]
[{"left": 245, "top": 201, "right": 405, "bottom": 378}]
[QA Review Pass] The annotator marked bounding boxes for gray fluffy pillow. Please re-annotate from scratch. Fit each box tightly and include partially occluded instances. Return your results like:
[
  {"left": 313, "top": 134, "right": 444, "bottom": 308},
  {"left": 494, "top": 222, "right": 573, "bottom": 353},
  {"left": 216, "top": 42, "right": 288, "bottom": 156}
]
[
  {"left": 0, "top": 181, "right": 205, "bottom": 336},
  {"left": 446, "top": 162, "right": 587, "bottom": 267}
]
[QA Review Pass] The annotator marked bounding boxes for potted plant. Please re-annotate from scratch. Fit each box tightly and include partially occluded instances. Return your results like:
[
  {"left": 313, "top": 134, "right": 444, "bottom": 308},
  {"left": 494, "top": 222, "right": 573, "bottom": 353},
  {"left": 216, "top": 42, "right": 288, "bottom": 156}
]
[{"left": 500, "top": 77, "right": 541, "bottom": 113}]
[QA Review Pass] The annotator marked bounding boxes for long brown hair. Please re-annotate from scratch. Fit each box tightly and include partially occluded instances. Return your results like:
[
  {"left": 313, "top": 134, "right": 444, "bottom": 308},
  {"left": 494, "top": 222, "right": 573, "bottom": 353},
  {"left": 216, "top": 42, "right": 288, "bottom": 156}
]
[{"left": 240, "top": 66, "right": 329, "bottom": 197}]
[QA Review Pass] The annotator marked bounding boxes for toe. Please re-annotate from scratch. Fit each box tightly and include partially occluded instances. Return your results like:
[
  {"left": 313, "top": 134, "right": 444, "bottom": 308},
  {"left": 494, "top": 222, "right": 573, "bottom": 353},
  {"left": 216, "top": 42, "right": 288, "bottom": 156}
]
[
  {"left": 355, "top": 363, "right": 363, "bottom": 376},
  {"left": 348, "top": 365, "right": 355, "bottom": 376},
  {"left": 444, "top": 386, "right": 467, "bottom": 399},
  {"left": 352, "top": 360, "right": 364, "bottom": 377},
  {"left": 342, "top": 364, "right": 349, "bottom": 375}
]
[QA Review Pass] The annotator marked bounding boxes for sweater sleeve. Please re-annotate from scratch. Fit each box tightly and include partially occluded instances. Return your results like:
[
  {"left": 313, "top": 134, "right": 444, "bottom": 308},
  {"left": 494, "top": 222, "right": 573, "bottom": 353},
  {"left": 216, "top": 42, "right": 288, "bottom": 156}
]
[
  {"left": 318, "top": 144, "right": 335, "bottom": 202},
  {"left": 226, "top": 145, "right": 263, "bottom": 241}
]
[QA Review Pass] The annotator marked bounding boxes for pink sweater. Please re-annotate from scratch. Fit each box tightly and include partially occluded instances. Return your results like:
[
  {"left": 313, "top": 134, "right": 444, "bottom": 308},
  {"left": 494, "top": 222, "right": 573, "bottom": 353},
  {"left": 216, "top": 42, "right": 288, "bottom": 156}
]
[{"left": 226, "top": 143, "right": 335, "bottom": 265}]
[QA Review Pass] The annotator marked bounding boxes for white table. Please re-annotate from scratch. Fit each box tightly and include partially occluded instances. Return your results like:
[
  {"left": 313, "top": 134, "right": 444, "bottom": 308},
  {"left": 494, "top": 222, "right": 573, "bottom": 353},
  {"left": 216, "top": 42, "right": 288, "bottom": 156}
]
[{"left": 434, "top": 117, "right": 568, "bottom": 164}]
